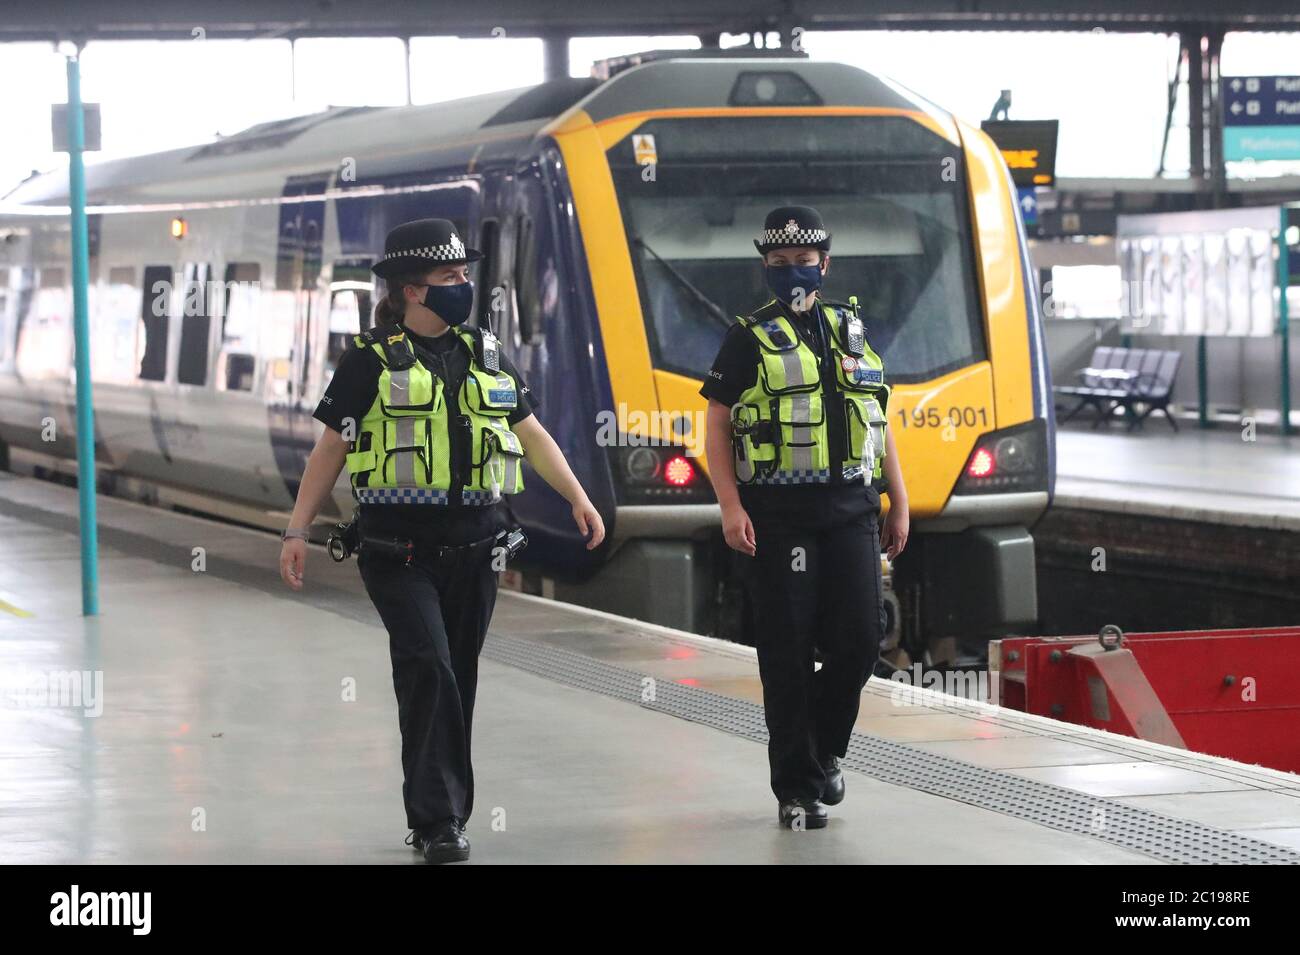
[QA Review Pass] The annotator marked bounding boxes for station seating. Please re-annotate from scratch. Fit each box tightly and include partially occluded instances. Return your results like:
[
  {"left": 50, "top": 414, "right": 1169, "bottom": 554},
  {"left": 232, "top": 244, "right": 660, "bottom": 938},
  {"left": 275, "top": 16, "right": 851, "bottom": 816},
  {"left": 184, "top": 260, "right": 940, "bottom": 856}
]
[{"left": 1054, "top": 345, "right": 1182, "bottom": 432}]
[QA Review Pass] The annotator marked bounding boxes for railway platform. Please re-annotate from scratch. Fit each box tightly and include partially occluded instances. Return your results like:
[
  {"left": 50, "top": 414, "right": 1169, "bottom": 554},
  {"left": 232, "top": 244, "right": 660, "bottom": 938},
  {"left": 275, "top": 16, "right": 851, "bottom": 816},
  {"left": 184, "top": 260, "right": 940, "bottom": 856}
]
[{"left": 2, "top": 473, "right": 1298, "bottom": 864}]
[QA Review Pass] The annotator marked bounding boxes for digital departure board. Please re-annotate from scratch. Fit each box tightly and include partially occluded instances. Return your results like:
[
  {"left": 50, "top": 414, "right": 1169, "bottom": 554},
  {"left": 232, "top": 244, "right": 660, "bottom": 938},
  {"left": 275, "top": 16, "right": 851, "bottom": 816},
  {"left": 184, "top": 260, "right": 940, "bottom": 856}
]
[{"left": 980, "top": 119, "right": 1059, "bottom": 188}]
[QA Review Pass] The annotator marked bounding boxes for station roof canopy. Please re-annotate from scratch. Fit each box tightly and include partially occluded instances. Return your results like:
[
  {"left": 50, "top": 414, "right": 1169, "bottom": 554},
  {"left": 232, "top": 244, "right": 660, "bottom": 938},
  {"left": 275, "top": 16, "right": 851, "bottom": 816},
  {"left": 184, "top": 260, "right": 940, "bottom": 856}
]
[{"left": 4, "top": 0, "right": 1300, "bottom": 43}]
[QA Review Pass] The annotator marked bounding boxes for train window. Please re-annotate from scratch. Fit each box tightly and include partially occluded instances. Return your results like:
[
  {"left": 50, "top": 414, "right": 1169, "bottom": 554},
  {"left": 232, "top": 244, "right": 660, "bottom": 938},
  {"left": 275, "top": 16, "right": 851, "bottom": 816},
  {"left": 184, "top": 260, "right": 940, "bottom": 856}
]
[
  {"left": 515, "top": 215, "right": 540, "bottom": 345},
  {"left": 474, "top": 218, "right": 499, "bottom": 333},
  {"left": 608, "top": 115, "right": 988, "bottom": 385},
  {"left": 216, "top": 262, "right": 260, "bottom": 392},
  {"left": 138, "top": 265, "right": 172, "bottom": 382},
  {"left": 327, "top": 262, "right": 372, "bottom": 375},
  {"left": 177, "top": 262, "right": 212, "bottom": 386}
]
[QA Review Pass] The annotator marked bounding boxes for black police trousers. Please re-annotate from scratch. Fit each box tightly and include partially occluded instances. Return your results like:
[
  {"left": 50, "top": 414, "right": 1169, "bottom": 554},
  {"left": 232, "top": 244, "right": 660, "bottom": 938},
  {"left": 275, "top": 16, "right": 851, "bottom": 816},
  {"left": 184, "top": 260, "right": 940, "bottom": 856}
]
[
  {"left": 742, "top": 500, "right": 885, "bottom": 802},
  {"left": 357, "top": 535, "right": 499, "bottom": 830}
]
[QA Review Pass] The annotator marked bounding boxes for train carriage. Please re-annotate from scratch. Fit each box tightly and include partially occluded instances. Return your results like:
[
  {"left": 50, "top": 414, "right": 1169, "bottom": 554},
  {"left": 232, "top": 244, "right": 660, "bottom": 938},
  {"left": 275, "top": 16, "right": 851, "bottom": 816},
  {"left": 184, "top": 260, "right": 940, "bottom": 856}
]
[{"left": 0, "top": 49, "right": 1054, "bottom": 663}]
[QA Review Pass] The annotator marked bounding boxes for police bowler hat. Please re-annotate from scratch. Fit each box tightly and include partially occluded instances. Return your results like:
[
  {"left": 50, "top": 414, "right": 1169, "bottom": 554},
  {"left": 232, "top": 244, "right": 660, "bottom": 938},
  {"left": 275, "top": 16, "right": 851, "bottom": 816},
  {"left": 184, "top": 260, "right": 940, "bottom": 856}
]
[
  {"left": 754, "top": 205, "right": 832, "bottom": 255},
  {"left": 371, "top": 218, "right": 482, "bottom": 279}
]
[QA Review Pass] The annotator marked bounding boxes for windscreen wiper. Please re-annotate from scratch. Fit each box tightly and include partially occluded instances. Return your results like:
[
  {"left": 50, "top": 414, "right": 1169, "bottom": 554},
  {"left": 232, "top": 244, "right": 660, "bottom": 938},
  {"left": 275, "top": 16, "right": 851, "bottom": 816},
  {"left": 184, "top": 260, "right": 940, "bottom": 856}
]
[{"left": 632, "top": 235, "right": 733, "bottom": 330}]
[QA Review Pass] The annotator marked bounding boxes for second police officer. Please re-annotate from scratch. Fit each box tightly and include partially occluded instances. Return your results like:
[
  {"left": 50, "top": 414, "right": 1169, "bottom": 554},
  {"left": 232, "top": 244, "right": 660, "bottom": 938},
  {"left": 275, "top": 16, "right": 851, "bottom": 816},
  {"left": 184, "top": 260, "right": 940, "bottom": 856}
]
[
  {"left": 278, "top": 218, "right": 605, "bottom": 863},
  {"left": 701, "top": 206, "right": 910, "bottom": 829}
]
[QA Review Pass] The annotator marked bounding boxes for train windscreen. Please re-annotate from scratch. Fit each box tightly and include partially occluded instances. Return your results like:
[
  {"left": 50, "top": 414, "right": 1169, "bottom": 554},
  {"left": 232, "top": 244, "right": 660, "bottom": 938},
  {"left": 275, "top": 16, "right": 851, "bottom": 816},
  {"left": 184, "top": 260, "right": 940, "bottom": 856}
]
[{"left": 607, "top": 115, "right": 987, "bottom": 385}]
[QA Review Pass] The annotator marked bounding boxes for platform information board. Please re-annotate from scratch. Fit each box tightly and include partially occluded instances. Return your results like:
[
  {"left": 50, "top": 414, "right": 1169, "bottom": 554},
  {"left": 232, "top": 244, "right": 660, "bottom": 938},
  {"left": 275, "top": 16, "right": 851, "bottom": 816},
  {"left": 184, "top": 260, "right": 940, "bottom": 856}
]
[{"left": 1222, "top": 75, "right": 1300, "bottom": 162}]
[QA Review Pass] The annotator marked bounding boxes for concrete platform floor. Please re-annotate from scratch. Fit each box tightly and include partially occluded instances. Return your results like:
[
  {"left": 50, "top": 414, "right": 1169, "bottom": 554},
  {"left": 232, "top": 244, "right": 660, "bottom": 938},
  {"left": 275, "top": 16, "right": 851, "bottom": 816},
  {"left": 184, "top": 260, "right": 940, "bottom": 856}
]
[
  {"left": 2, "top": 473, "right": 1299, "bottom": 864},
  {"left": 1055, "top": 426, "right": 1300, "bottom": 530}
]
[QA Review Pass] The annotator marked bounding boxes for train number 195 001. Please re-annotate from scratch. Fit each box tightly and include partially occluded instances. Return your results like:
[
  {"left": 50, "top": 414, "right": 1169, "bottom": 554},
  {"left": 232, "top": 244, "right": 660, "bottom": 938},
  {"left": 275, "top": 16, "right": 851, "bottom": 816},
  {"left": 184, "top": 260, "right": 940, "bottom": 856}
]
[{"left": 895, "top": 405, "right": 989, "bottom": 429}]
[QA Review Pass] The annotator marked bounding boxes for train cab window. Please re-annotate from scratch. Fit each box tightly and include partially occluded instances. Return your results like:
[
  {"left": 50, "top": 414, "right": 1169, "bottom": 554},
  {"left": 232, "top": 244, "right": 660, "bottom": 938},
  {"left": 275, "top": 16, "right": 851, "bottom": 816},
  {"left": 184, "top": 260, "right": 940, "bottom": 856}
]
[
  {"left": 326, "top": 262, "right": 373, "bottom": 376},
  {"left": 217, "top": 263, "right": 260, "bottom": 392},
  {"left": 515, "top": 215, "right": 541, "bottom": 345},
  {"left": 178, "top": 262, "right": 212, "bottom": 386},
  {"left": 607, "top": 115, "right": 987, "bottom": 385},
  {"left": 139, "top": 265, "right": 172, "bottom": 382}
]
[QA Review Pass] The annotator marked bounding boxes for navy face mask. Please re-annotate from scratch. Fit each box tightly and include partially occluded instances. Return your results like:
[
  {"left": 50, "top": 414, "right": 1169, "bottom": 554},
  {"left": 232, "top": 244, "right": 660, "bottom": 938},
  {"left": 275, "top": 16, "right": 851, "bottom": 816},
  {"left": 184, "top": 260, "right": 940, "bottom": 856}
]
[
  {"left": 420, "top": 280, "right": 475, "bottom": 326},
  {"left": 764, "top": 264, "right": 824, "bottom": 309}
]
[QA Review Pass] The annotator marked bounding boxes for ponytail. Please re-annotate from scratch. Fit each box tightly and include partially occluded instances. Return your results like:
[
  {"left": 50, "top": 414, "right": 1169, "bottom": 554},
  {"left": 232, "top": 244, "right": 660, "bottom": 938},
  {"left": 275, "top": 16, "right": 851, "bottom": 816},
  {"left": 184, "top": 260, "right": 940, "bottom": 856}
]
[{"left": 370, "top": 270, "right": 426, "bottom": 328}]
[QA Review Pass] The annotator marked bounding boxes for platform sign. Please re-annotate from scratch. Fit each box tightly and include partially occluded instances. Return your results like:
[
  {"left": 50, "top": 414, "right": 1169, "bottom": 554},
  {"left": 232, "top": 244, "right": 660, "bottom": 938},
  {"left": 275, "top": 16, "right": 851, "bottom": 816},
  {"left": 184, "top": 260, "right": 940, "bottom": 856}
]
[
  {"left": 52, "top": 102, "right": 100, "bottom": 152},
  {"left": 1017, "top": 188, "right": 1038, "bottom": 227},
  {"left": 1221, "top": 76, "right": 1300, "bottom": 161},
  {"left": 980, "top": 119, "right": 1059, "bottom": 188}
]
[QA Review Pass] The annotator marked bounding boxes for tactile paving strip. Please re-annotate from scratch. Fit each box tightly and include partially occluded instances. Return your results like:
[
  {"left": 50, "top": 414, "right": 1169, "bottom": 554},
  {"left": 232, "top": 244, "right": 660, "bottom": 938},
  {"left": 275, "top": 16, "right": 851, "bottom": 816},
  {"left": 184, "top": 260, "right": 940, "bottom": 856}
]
[{"left": 483, "top": 632, "right": 1300, "bottom": 864}]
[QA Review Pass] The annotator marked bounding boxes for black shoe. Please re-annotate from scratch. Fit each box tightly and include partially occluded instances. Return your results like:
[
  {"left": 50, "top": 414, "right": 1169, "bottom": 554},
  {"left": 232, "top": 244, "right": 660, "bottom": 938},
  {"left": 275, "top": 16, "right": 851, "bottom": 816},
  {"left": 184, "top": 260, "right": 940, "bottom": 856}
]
[
  {"left": 820, "top": 755, "right": 845, "bottom": 806},
  {"left": 421, "top": 818, "right": 470, "bottom": 864},
  {"left": 778, "top": 798, "right": 829, "bottom": 830},
  {"left": 404, "top": 829, "right": 426, "bottom": 853}
]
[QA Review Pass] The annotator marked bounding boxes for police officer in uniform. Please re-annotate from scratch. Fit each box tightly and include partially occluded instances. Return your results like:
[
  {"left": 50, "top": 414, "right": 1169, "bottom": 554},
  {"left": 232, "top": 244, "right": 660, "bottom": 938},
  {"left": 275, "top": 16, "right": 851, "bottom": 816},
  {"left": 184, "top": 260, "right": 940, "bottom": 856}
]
[
  {"left": 700, "top": 206, "right": 909, "bottom": 829},
  {"left": 278, "top": 218, "right": 605, "bottom": 863}
]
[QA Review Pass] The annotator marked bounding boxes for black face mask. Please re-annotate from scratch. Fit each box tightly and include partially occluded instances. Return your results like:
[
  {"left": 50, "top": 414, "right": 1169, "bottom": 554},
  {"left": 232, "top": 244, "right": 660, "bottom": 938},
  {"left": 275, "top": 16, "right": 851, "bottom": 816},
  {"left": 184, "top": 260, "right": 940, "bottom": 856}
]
[{"left": 419, "top": 281, "right": 475, "bottom": 326}]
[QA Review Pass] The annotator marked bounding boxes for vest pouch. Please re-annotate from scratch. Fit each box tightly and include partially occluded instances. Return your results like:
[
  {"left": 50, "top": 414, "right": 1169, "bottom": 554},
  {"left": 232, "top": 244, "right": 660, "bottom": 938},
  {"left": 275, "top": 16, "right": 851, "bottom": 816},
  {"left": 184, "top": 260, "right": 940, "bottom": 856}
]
[
  {"left": 776, "top": 392, "right": 828, "bottom": 471},
  {"left": 464, "top": 367, "right": 517, "bottom": 417},
  {"left": 380, "top": 417, "right": 433, "bottom": 486},
  {"left": 846, "top": 395, "right": 887, "bottom": 471},
  {"left": 378, "top": 364, "right": 442, "bottom": 415},
  {"left": 731, "top": 402, "right": 777, "bottom": 484},
  {"left": 346, "top": 430, "right": 378, "bottom": 487},
  {"left": 476, "top": 422, "right": 525, "bottom": 494}
]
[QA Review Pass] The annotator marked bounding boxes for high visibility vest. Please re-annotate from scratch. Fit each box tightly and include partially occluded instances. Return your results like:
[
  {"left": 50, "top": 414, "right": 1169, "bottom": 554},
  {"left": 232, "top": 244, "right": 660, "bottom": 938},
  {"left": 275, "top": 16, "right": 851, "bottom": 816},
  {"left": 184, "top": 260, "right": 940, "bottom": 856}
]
[
  {"left": 343, "top": 324, "right": 525, "bottom": 505},
  {"left": 731, "top": 299, "right": 890, "bottom": 486}
]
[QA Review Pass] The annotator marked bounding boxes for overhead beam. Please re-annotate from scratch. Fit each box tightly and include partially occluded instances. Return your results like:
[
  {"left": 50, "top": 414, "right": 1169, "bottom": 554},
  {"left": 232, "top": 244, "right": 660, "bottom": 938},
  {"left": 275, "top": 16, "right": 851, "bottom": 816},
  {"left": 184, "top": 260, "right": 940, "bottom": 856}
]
[{"left": 3, "top": 1, "right": 1300, "bottom": 43}]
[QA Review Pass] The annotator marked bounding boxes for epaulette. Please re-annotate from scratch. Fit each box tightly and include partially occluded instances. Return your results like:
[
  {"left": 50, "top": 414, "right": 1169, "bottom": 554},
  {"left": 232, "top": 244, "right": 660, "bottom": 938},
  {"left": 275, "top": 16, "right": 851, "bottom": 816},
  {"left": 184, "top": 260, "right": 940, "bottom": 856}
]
[{"left": 354, "top": 323, "right": 415, "bottom": 369}]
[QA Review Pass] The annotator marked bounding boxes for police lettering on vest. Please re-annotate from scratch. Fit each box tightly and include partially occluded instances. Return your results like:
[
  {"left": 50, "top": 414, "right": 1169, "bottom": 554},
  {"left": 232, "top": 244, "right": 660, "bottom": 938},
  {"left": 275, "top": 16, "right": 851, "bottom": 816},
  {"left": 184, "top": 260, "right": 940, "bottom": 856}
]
[
  {"left": 344, "top": 324, "right": 525, "bottom": 504},
  {"left": 730, "top": 298, "right": 889, "bottom": 486}
]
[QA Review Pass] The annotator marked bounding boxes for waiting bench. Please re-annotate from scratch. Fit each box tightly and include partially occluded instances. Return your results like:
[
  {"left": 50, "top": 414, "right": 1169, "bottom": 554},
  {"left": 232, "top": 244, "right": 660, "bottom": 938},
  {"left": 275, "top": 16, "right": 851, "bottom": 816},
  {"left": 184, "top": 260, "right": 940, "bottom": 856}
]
[{"left": 1054, "top": 345, "right": 1182, "bottom": 432}]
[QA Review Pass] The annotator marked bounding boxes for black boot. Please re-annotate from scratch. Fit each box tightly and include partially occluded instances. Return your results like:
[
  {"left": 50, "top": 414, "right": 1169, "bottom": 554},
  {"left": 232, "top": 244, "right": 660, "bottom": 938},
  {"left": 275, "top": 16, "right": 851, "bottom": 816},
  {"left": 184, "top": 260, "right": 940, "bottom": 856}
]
[
  {"left": 820, "top": 755, "right": 845, "bottom": 806},
  {"left": 405, "top": 829, "right": 426, "bottom": 853},
  {"left": 778, "top": 798, "right": 829, "bottom": 830},
  {"left": 421, "top": 818, "right": 470, "bottom": 864}
]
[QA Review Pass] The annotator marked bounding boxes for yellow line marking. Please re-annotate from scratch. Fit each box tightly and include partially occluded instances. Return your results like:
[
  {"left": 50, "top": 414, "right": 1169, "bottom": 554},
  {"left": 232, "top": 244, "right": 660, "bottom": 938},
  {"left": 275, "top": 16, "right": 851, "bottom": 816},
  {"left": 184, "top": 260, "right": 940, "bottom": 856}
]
[{"left": 0, "top": 598, "right": 33, "bottom": 618}]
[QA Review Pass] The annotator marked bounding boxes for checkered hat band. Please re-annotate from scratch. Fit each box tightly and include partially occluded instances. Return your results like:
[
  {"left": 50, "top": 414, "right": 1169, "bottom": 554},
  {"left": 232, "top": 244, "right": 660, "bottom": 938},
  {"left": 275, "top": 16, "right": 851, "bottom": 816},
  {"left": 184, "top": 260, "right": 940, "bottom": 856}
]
[
  {"left": 761, "top": 228, "right": 828, "bottom": 246},
  {"left": 384, "top": 241, "right": 466, "bottom": 262}
]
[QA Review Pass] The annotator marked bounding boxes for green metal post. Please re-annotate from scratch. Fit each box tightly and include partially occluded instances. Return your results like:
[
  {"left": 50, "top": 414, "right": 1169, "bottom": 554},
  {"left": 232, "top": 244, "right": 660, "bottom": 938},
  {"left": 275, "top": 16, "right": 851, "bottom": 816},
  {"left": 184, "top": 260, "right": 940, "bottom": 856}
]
[{"left": 66, "top": 52, "right": 99, "bottom": 616}]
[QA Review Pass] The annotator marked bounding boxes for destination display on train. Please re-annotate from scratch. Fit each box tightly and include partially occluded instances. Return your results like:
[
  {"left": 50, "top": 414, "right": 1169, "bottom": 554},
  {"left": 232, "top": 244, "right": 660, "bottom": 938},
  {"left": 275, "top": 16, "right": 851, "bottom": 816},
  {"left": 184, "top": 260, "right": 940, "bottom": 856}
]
[{"left": 979, "top": 119, "right": 1060, "bottom": 188}]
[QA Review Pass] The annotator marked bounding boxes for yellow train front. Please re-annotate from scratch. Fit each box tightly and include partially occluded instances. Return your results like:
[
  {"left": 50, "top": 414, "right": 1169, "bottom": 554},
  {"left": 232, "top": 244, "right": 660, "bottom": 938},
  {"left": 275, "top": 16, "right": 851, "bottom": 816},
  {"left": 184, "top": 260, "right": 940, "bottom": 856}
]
[{"left": 540, "top": 52, "right": 1054, "bottom": 663}]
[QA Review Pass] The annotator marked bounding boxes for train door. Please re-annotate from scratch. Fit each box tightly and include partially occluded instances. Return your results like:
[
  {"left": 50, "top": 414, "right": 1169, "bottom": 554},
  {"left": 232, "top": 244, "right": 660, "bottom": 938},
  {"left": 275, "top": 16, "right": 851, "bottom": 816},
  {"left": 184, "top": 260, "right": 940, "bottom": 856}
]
[{"left": 267, "top": 173, "right": 329, "bottom": 503}]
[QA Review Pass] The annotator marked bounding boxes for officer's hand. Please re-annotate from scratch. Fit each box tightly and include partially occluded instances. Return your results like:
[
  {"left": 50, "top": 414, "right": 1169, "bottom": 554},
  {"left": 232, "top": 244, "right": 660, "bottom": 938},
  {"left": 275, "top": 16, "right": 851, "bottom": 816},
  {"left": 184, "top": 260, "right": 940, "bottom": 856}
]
[
  {"left": 881, "top": 505, "right": 909, "bottom": 560},
  {"left": 280, "top": 539, "right": 307, "bottom": 591},
  {"left": 722, "top": 503, "right": 756, "bottom": 556},
  {"left": 573, "top": 499, "right": 606, "bottom": 550}
]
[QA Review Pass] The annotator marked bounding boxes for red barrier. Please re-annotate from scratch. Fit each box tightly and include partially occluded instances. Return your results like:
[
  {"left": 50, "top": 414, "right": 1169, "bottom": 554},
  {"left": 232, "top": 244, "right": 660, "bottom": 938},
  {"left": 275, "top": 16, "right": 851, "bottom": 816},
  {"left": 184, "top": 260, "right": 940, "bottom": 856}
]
[{"left": 993, "top": 626, "right": 1300, "bottom": 773}]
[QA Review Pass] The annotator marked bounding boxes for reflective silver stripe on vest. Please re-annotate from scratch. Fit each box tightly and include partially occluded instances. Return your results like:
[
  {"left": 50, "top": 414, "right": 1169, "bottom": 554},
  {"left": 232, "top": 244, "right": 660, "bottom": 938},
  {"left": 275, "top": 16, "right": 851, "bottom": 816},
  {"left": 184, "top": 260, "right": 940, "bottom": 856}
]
[
  {"left": 502, "top": 452, "right": 518, "bottom": 492},
  {"left": 735, "top": 445, "right": 755, "bottom": 482},
  {"left": 787, "top": 394, "right": 814, "bottom": 471},
  {"left": 387, "top": 368, "right": 410, "bottom": 404},
  {"left": 395, "top": 417, "right": 416, "bottom": 486},
  {"left": 779, "top": 347, "right": 807, "bottom": 388}
]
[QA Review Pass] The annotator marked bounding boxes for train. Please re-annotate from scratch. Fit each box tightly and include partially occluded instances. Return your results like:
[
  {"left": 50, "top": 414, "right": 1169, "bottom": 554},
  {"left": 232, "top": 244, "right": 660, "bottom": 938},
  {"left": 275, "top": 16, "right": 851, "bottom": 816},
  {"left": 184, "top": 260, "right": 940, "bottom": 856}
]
[{"left": 0, "top": 48, "right": 1054, "bottom": 665}]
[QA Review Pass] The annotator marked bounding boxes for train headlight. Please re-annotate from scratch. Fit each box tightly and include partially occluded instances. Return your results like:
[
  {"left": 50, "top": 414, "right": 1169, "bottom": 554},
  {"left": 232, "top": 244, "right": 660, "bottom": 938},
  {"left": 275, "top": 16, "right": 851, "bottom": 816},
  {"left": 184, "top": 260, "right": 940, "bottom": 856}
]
[
  {"left": 994, "top": 435, "right": 1029, "bottom": 473},
  {"left": 625, "top": 447, "right": 660, "bottom": 482},
  {"left": 954, "top": 420, "right": 1048, "bottom": 495}
]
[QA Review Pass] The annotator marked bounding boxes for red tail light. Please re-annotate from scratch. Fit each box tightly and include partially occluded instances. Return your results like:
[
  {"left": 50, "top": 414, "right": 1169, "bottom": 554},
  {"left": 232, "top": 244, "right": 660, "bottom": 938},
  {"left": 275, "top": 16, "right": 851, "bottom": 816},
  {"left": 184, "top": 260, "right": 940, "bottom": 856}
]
[
  {"left": 663, "top": 454, "right": 695, "bottom": 486},
  {"left": 966, "top": 447, "right": 995, "bottom": 478}
]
